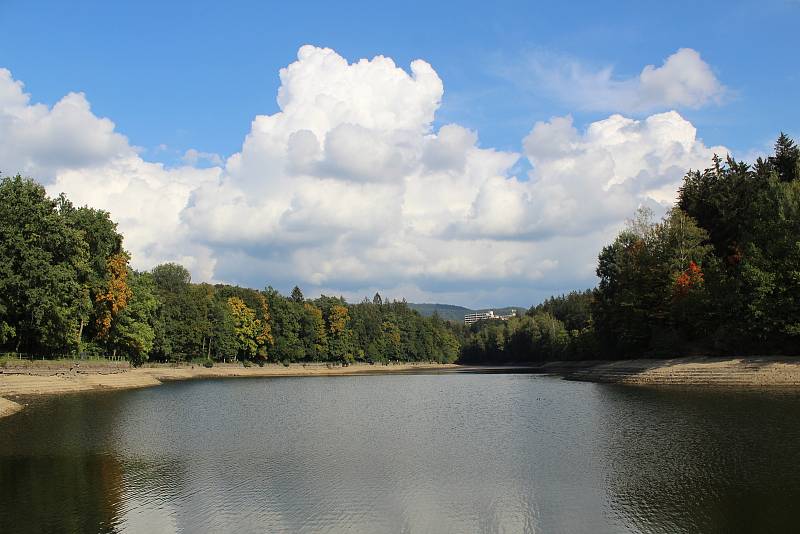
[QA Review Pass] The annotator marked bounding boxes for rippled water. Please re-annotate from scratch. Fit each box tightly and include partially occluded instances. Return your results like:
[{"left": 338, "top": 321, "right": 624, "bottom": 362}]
[{"left": 2, "top": 372, "right": 800, "bottom": 533}]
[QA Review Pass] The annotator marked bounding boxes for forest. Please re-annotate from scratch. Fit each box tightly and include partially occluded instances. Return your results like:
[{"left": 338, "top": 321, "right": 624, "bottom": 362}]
[
  {"left": 2, "top": 133, "right": 799, "bottom": 366},
  {"left": 462, "top": 134, "right": 800, "bottom": 363},
  {"left": 0, "top": 175, "right": 461, "bottom": 365}
]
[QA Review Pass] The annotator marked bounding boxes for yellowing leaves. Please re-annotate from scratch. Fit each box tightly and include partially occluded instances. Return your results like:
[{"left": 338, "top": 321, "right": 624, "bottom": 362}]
[
  {"left": 228, "top": 296, "right": 274, "bottom": 358},
  {"left": 94, "top": 252, "right": 132, "bottom": 338},
  {"left": 328, "top": 305, "right": 349, "bottom": 336}
]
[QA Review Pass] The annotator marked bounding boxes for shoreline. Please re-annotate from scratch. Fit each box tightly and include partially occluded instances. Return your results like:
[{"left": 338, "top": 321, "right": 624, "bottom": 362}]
[
  {"left": 531, "top": 356, "right": 800, "bottom": 388},
  {"left": 0, "top": 362, "right": 460, "bottom": 418},
  {"left": 4, "top": 356, "right": 800, "bottom": 419}
]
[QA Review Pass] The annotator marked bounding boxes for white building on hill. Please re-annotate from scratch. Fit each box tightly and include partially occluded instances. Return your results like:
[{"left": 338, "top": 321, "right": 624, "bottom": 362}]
[{"left": 464, "top": 309, "right": 517, "bottom": 325}]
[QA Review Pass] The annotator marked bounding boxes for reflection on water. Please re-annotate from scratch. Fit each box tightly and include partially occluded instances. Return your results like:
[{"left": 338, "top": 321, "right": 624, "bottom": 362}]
[
  {"left": 597, "top": 387, "right": 800, "bottom": 534},
  {"left": 0, "top": 395, "right": 125, "bottom": 534},
  {"left": 1, "top": 374, "right": 800, "bottom": 533},
  {"left": 0, "top": 454, "right": 123, "bottom": 533}
]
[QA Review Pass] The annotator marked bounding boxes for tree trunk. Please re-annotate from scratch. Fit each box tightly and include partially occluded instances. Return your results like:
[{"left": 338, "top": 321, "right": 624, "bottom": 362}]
[{"left": 77, "top": 318, "right": 85, "bottom": 358}]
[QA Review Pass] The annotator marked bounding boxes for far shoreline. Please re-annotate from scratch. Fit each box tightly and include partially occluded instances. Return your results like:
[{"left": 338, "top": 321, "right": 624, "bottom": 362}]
[
  {"left": 0, "top": 362, "right": 461, "bottom": 418},
  {"left": 4, "top": 356, "right": 800, "bottom": 419}
]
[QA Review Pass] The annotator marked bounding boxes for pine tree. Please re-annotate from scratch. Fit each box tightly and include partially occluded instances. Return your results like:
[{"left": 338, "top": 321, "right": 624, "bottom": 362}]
[
  {"left": 770, "top": 132, "right": 800, "bottom": 182},
  {"left": 290, "top": 286, "right": 304, "bottom": 303}
]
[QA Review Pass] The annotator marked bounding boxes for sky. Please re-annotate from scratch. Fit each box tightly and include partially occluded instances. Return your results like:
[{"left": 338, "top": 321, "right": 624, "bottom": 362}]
[{"left": 1, "top": 0, "right": 798, "bottom": 308}]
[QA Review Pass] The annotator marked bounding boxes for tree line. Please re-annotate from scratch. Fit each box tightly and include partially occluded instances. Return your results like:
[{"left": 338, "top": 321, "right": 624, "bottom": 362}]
[
  {"left": 463, "top": 133, "right": 800, "bottom": 363},
  {"left": 3, "top": 133, "right": 798, "bottom": 366},
  {"left": 0, "top": 175, "right": 460, "bottom": 365}
]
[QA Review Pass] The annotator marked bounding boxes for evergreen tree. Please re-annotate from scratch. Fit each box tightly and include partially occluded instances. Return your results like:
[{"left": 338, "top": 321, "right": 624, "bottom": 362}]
[
  {"left": 290, "top": 286, "right": 304, "bottom": 303},
  {"left": 771, "top": 132, "right": 800, "bottom": 183}
]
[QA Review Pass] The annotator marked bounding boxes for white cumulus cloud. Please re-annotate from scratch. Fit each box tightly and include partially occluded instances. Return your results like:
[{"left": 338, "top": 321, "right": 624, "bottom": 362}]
[
  {"left": 0, "top": 68, "right": 130, "bottom": 178},
  {"left": 0, "top": 46, "right": 728, "bottom": 306}
]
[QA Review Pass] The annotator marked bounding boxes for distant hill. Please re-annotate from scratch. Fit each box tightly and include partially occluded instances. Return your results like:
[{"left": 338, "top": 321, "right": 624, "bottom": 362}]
[
  {"left": 408, "top": 303, "right": 523, "bottom": 323},
  {"left": 407, "top": 303, "right": 473, "bottom": 322}
]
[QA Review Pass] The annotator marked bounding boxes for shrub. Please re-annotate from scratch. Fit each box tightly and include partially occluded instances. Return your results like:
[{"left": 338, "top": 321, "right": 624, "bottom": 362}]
[{"left": 203, "top": 360, "right": 213, "bottom": 368}]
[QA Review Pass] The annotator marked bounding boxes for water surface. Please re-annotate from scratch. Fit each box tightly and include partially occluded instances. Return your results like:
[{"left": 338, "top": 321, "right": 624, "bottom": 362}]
[{"left": 2, "top": 372, "right": 799, "bottom": 533}]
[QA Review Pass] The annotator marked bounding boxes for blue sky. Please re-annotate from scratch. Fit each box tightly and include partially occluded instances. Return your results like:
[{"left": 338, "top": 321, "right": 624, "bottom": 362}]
[
  {"left": 3, "top": 0, "right": 796, "bottom": 160},
  {"left": 1, "top": 0, "right": 798, "bottom": 307}
]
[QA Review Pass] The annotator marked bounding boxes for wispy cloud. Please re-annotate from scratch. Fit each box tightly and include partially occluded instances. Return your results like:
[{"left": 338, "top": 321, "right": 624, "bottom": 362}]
[
  {"left": 508, "top": 48, "right": 728, "bottom": 114},
  {"left": 182, "top": 148, "right": 223, "bottom": 167}
]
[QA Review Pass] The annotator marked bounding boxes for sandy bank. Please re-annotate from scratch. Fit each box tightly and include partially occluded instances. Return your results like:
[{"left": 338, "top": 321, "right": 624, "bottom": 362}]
[
  {"left": 0, "top": 397, "right": 23, "bottom": 418},
  {"left": 0, "top": 362, "right": 459, "bottom": 418},
  {"left": 536, "top": 356, "right": 800, "bottom": 387}
]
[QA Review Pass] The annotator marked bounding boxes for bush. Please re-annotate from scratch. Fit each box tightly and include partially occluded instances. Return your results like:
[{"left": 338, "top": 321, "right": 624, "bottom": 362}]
[
  {"left": 281, "top": 359, "right": 291, "bottom": 367},
  {"left": 203, "top": 360, "right": 213, "bottom": 368},
  {"left": 242, "top": 360, "right": 252, "bottom": 368}
]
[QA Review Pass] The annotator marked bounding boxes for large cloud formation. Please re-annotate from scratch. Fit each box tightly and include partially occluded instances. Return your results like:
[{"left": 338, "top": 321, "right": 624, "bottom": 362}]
[{"left": 0, "top": 46, "right": 726, "bottom": 306}]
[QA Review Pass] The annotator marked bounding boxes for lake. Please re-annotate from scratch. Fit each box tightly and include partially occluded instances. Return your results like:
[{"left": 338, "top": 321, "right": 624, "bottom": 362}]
[{"left": 2, "top": 371, "right": 800, "bottom": 533}]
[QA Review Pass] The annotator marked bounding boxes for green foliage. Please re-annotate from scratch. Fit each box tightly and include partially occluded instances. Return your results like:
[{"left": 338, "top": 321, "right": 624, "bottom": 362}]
[
  {"left": 209, "top": 296, "right": 238, "bottom": 361},
  {"left": 0, "top": 176, "right": 90, "bottom": 354},
  {"left": 290, "top": 286, "right": 304, "bottom": 303},
  {"left": 528, "top": 290, "right": 593, "bottom": 332},
  {"left": 592, "top": 207, "right": 715, "bottom": 356},
  {"left": 152, "top": 263, "right": 191, "bottom": 292},
  {"left": 59, "top": 201, "right": 128, "bottom": 345},
  {"left": 107, "top": 271, "right": 157, "bottom": 365},
  {"left": 771, "top": 133, "right": 800, "bottom": 183},
  {"left": 461, "top": 312, "right": 570, "bottom": 364},
  {"left": 673, "top": 138, "right": 800, "bottom": 354},
  {"left": 150, "top": 263, "right": 197, "bottom": 362}
]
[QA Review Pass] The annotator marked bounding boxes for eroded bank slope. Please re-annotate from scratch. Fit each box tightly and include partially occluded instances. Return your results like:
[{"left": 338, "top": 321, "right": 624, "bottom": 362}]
[{"left": 537, "top": 357, "right": 800, "bottom": 387}]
